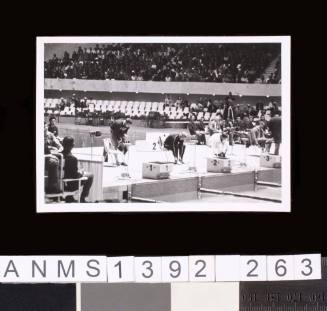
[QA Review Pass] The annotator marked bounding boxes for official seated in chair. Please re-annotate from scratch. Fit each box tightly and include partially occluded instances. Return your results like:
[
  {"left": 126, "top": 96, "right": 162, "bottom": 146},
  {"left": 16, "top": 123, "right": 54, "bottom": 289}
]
[
  {"left": 187, "top": 114, "right": 206, "bottom": 145},
  {"left": 44, "top": 122, "right": 63, "bottom": 195},
  {"left": 44, "top": 121, "right": 63, "bottom": 154},
  {"left": 164, "top": 133, "right": 187, "bottom": 164},
  {"left": 48, "top": 116, "right": 59, "bottom": 137},
  {"left": 61, "top": 136, "right": 94, "bottom": 203},
  {"left": 249, "top": 120, "right": 271, "bottom": 152}
]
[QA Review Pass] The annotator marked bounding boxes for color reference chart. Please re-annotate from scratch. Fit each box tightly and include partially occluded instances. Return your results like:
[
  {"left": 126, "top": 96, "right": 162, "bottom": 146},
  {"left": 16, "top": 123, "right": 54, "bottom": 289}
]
[{"left": 0, "top": 256, "right": 325, "bottom": 311}]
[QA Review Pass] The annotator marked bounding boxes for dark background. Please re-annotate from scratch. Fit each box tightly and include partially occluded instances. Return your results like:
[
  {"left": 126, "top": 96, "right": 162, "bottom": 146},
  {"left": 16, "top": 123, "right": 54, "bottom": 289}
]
[{"left": 0, "top": 9, "right": 322, "bottom": 257}]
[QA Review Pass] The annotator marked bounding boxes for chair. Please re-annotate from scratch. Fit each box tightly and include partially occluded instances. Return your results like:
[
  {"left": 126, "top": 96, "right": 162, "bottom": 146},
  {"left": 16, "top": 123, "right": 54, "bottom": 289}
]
[
  {"left": 120, "top": 101, "right": 128, "bottom": 109},
  {"left": 164, "top": 106, "right": 170, "bottom": 114},
  {"left": 119, "top": 106, "right": 127, "bottom": 114},
  {"left": 44, "top": 153, "right": 87, "bottom": 203},
  {"left": 125, "top": 109, "right": 133, "bottom": 117},
  {"left": 204, "top": 112, "right": 211, "bottom": 121},
  {"left": 197, "top": 112, "right": 204, "bottom": 120},
  {"left": 108, "top": 101, "right": 114, "bottom": 111},
  {"left": 139, "top": 101, "right": 146, "bottom": 111},
  {"left": 151, "top": 102, "right": 158, "bottom": 111},
  {"left": 145, "top": 102, "right": 152, "bottom": 111},
  {"left": 176, "top": 111, "right": 184, "bottom": 120},
  {"left": 127, "top": 101, "right": 133, "bottom": 109}
]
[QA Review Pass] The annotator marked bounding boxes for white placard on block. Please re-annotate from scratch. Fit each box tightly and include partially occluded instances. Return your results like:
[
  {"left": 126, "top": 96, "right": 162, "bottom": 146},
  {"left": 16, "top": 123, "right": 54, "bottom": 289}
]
[
  {"left": 215, "top": 255, "right": 240, "bottom": 281},
  {"left": 162, "top": 256, "right": 189, "bottom": 282},
  {"left": 189, "top": 256, "right": 215, "bottom": 282},
  {"left": 267, "top": 255, "right": 294, "bottom": 281},
  {"left": 294, "top": 254, "right": 321, "bottom": 280},
  {"left": 107, "top": 256, "right": 135, "bottom": 283},
  {"left": 240, "top": 256, "right": 267, "bottom": 281},
  {"left": 134, "top": 257, "right": 162, "bottom": 283}
]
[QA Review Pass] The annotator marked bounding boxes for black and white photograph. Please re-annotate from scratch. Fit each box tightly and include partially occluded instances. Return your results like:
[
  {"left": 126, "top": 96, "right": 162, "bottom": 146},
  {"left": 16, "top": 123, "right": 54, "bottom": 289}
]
[{"left": 36, "top": 36, "right": 290, "bottom": 212}]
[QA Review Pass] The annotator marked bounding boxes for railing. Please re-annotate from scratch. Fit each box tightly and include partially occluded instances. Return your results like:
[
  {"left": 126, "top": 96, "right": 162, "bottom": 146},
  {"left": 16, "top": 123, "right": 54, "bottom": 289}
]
[{"left": 45, "top": 79, "right": 281, "bottom": 97}]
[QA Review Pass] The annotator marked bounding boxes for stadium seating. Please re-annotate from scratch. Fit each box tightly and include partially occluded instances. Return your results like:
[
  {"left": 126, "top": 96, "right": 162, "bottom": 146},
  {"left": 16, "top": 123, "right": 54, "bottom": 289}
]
[
  {"left": 44, "top": 43, "right": 281, "bottom": 83},
  {"left": 44, "top": 98, "right": 195, "bottom": 120},
  {"left": 44, "top": 97, "right": 280, "bottom": 123}
]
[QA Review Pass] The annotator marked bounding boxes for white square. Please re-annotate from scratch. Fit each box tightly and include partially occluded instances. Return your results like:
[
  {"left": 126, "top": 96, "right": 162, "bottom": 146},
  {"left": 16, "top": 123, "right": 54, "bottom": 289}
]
[
  {"left": 240, "top": 256, "right": 267, "bottom": 281},
  {"left": 267, "top": 255, "right": 294, "bottom": 281},
  {"left": 134, "top": 257, "right": 162, "bottom": 283},
  {"left": 161, "top": 256, "right": 189, "bottom": 282},
  {"left": 107, "top": 256, "right": 135, "bottom": 283},
  {"left": 189, "top": 256, "right": 215, "bottom": 282},
  {"left": 294, "top": 254, "right": 321, "bottom": 280},
  {"left": 171, "top": 283, "right": 239, "bottom": 311},
  {"left": 215, "top": 255, "right": 240, "bottom": 281}
]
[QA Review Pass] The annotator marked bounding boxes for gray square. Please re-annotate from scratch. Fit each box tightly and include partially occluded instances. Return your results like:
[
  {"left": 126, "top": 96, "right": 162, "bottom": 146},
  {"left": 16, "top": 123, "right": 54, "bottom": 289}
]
[{"left": 81, "top": 283, "right": 171, "bottom": 311}]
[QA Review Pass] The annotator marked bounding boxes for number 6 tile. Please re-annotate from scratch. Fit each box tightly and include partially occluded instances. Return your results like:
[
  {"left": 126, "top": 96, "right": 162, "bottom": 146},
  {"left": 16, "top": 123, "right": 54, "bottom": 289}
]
[{"left": 267, "top": 255, "right": 294, "bottom": 281}]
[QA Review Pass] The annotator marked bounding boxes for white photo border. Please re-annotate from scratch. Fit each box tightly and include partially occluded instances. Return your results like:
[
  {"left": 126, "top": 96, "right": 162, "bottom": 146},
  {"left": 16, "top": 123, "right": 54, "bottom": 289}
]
[{"left": 36, "top": 36, "right": 291, "bottom": 213}]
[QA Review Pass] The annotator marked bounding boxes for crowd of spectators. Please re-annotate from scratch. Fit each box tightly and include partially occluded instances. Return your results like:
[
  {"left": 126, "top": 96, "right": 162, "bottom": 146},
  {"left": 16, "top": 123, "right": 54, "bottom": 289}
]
[{"left": 44, "top": 43, "right": 281, "bottom": 83}]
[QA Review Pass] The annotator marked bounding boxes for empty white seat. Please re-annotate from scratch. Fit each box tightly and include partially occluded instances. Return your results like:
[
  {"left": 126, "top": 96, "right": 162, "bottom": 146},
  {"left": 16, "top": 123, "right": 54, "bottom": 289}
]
[
  {"left": 145, "top": 102, "right": 152, "bottom": 110},
  {"left": 183, "top": 107, "right": 190, "bottom": 114},
  {"left": 168, "top": 112, "right": 175, "bottom": 120},
  {"left": 133, "top": 101, "right": 140, "bottom": 110},
  {"left": 158, "top": 102, "right": 164, "bottom": 110},
  {"left": 139, "top": 102, "right": 145, "bottom": 110},
  {"left": 151, "top": 102, "right": 158, "bottom": 111},
  {"left": 197, "top": 112, "right": 204, "bottom": 120},
  {"left": 176, "top": 112, "right": 184, "bottom": 119}
]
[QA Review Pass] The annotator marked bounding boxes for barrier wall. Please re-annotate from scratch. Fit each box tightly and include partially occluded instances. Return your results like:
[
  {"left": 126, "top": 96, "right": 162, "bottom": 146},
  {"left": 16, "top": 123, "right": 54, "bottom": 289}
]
[
  {"left": 45, "top": 90, "right": 280, "bottom": 107},
  {"left": 44, "top": 79, "right": 281, "bottom": 97}
]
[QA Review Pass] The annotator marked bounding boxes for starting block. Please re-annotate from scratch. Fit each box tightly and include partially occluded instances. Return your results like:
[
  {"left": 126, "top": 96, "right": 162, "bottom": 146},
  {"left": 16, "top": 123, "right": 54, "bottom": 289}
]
[
  {"left": 260, "top": 153, "right": 281, "bottom": 168},
  {"left": 142, "top": 162, "right": 174, "bottom": 179},
  {"left": 207, "top": 157, "right": 232, "bottom": 173}
]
